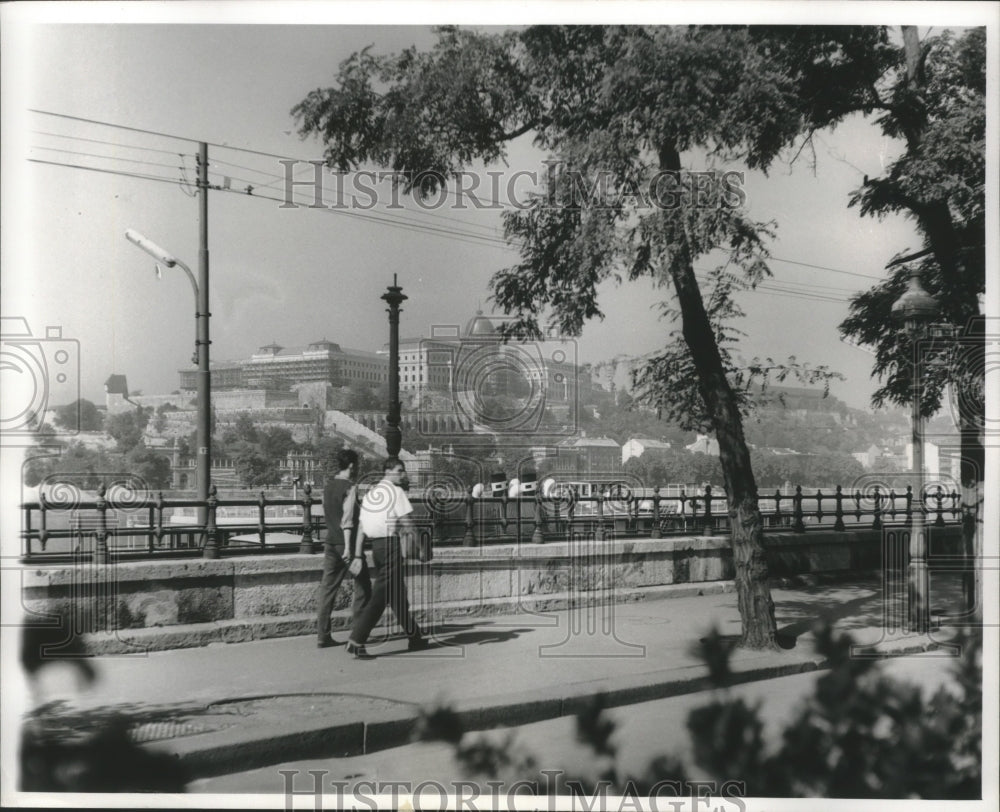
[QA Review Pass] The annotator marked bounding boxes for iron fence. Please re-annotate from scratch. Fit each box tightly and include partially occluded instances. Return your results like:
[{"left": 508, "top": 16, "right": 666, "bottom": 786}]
[{"left": 20, "top": 482, "right": 962, "bottom": 563}]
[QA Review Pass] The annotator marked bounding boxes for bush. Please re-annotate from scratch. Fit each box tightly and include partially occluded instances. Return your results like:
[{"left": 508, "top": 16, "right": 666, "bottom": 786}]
[{"left": 414, "top": 624, "right": 982, "bottom": 799}]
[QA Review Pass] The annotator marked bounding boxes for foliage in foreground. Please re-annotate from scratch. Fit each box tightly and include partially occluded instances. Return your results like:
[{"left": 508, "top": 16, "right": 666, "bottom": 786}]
[{"left": 415, "top": 624, "right": 982, "bottom": 799}]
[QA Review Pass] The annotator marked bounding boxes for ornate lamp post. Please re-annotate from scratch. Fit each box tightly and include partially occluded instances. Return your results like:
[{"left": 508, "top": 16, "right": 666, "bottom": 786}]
[
  {"left": 382, "top": 275, "right": 407, "bottom": 462},
  {"left": 891, "top": 268, "right": 939, "bottom": 632}
]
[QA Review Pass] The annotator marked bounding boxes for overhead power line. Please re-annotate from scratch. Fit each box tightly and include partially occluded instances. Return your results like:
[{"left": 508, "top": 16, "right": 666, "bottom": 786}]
[
  {"left": 31, "top": 145, "right": 189, "bottom": 173},
  {"left": 27, "top": 158, "right": 187, "bottom": 188},
  {"left": 27, "top": 108, "right": 890, "bottom": 292},
  {"left": 32, "top": 129, "right": 191, "bottom": 157}
]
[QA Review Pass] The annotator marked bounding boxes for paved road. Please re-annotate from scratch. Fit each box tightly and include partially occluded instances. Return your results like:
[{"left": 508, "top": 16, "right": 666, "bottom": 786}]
[{"left": 191, "top": 651, "right": 959, "bottom": 796}]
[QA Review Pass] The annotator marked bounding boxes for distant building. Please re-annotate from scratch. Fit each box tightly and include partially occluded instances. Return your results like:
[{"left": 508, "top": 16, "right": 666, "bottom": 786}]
[
  {"left": 105, "top": 373, "right": 137, "bottom": 415},
  {"left": 621, "top": 437, "right": 672, "bottom": 466},
  {"left": 905, "top": 440, "right": 951, "bottom": 477},
  {"left": 539, "top": 435, "right": 623, "bottom": 477},
  {"left": 178, "top": 361, "right": 244, "bottom": 391},
  {"left": 852, "top": 443, "right": 882, "bottom": 469},
  {"left": 685, "top": 434, "right": 719, "bottom": 456},
  {"left": 179, "top": 340, "right": 388, "bottom": 392},
  {"left": 385, "top": 312, "right": 590, "bottom": 405}
]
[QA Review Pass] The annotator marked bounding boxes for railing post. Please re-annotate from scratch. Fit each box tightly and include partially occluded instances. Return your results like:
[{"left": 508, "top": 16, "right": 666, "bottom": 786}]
[
  {"left": 650, "top": 486, "right": 661, "bottom": 539},
  {"left": 24, "top": 501, "right": 34, "bottom": 558},
  {"left": 258, "top": 490, "right": 267, "bottom": 547},
  {"left": 702, "top": 485, "right": 713, "bottom": 536},
  {"left": 463, "top": 487, "right": 476, "bottom": 547},
  {"left": 872, "top": 485, "right": 882, "bottom": 531},
  {"left": 147, "top": 503, "right": 155, "bottom": 553},
  {"left": 934, "top": 485, "right": 945, "bottom": 528},
  {"left": 905, "top": 485, "right": 914, "bottom": 526},
  {"left": 204, "top": 484, "right": 220, "bottom": 559},
  {"left": 498, "top": 490, "right": 509, "bottom": 540},
  {"left": 38, "top": 493, "right": 48, "bottom": 553},
  {"left": 299, "top": 483, "right": 316, "bottom": 554},
  {"left": 515, "top": 486, "right": 522, "bottom": 544},
  {"left": 773, "top": 489, "right": 783, "bottom": 528},
  {"left": 95, "top": 483, "right": 109, "bottom": 564},
  {"left": 834, "top": 485, "right": 845, "bottom": 531},
  {"left": 888, "top": 488, "right": 898, "bottom": 522},
  {"left": 815, "top": 489, "right": 824, "bottom": 525},
  {"left": 595, "top": 487, "right": 605, "bottom": 541},
  {"left": 531, "top": 488, "right": 545, "bottom": 544},
  {"left": 854, "top": 489, "right": 862, "bottom": 524},
  {"left": 793, "top": 485, "right": 805, "bottom": 533},
  {"left": 155, "top": 492, "right": 165, "bottom": 550}
]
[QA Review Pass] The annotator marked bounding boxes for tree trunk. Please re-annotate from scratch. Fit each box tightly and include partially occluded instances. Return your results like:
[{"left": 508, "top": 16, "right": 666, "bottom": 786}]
[{"left": 660, "top": 145, "right": 779, "bottom": 650}]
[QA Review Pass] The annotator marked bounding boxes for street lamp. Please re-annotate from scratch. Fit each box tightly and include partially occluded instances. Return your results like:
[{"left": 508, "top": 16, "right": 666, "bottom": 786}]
[
  {"left": 125, "top": 229, "right": 214, "bottom": 556},
  {"left": 891, "top": 267, "right": 939, "bottom": 633},
  {"left": 382, "top": 274, "right": 407, "bottom": 463}
]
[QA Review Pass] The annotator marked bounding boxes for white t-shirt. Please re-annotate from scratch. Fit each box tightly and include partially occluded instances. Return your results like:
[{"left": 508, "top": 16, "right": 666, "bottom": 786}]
[{"left": 359, "top": 478, "right": 413, "bottom": 538}]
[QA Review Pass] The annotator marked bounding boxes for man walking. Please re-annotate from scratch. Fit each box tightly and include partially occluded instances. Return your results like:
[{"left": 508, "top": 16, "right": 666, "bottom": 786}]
[
  {"left": 346, "top": 458, "right": 428, "bottom": 659},
  {"left": 316, "top": 449, "right": 369, "bottom": 648}
]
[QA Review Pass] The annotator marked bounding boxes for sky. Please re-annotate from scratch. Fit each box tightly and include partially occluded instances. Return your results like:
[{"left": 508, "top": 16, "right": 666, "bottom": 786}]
[
  {"left": 1, "top": 3, "right": 995, "bottom": 418},
  {"left": 1, "top": 5, "right": 997, "bottom": 811}
]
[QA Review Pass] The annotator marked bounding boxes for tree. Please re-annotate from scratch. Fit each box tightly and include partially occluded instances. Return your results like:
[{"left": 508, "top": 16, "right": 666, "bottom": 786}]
[
  {"left": 104, "top": 408, "right": 148, "bottom": 454},
  {"left": 124, "top": 447, "right": 172, "bottom": 490},
  {"left": 23, "top": 442, "right": 114, "bottom": 490},
  {"left": 221, "top": 413, "right": 259, "bottom": 449},
  {"left": 232, "top": 443, "right": 281, "bottom": 490},
  {"left": 258, "top": 426, "right": 297, "bottom": 461},
  {"left": 345, "top": 381, "right": 381, "bottom": 411},
  {"left": 292, "top": 26, "right": 887, "bottom": 647},
  {"left": 835, "top": 27, "right": 986, "bottom": 615},
  {"left": 54, "top": 398, "right": 103, "bottom": 432}
]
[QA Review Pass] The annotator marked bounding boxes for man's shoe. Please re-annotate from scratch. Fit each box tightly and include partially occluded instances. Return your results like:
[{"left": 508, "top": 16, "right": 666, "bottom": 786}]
[
  {"left": 346, "top": 641, "right": 375, "bottom": 660},
  {"left": 407, "top": 636, "right": 430, "bottom": 652},
  {"left": 317, "top": 638, "right": 342, "bottom": 649}
]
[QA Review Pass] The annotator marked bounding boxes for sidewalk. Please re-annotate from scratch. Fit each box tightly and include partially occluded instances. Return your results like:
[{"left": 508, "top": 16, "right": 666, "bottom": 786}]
[{"left": 21, "top": 573, "right": 966, "bottom": 780}]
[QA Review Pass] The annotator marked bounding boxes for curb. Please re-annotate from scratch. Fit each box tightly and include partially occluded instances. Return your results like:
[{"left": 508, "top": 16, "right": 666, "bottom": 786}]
[{"left": 153, "top": 630, "right": 948, "bottom": 780}]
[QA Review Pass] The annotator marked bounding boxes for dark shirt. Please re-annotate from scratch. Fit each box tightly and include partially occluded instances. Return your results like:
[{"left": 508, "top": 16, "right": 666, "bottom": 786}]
[{"left": 322, "top": 478, "right": 356, "bottom": 549}]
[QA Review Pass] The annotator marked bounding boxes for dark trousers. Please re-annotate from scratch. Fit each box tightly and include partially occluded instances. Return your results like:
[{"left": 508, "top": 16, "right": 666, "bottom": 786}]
[
  {"left": 317, "top": 542, "right": 371, "bottom": 643},
  {"left": 350, "top": 536, "right": 421, "bottom": 646}
]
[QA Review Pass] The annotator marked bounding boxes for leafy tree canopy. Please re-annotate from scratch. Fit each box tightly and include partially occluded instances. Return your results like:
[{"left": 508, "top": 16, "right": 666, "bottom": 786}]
[
  {"left": 839, "top": 27, "right": 985, "bottom": 421},
  {"left": 54, "top": 399, "right": 103, "bottom": 432}
]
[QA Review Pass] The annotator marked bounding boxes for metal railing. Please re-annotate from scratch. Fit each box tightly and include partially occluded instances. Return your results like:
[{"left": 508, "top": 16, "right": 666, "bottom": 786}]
[{"left": 20, "top": 482, "right": 962, "bottom": 563}]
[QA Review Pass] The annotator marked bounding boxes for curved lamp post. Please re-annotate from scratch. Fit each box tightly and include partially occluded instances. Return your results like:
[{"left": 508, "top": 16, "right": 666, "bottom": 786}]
[
  {"left": 891, "top": 268, "right": 939, "bottom": 632},
  {"left": 125, "top": 228, "right": 214, "bottom": 557}
]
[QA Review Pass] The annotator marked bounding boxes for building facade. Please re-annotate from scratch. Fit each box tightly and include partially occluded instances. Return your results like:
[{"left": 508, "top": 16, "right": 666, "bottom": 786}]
[
  {"left": 179, "top": 340, "right": 388, "bottom": 392},
  {"left": 387, "top": 312, "right": 589, "bottom": 405}
]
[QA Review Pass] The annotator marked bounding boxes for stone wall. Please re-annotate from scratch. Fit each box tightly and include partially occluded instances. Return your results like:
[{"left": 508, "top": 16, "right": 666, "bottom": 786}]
[{"left": 19, "top": 526, "right": 963, "bottom": 652}]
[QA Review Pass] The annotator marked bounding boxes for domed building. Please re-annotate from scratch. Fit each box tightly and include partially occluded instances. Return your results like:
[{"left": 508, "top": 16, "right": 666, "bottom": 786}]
[{"left": 382, "top": 310, "right": 588, "bottom": 434}]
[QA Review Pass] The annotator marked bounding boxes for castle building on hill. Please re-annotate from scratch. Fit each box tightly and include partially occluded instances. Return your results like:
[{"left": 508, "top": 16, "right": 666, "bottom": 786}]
[{"left": 177, "top": 339, "right": 388, "bottom": 392}]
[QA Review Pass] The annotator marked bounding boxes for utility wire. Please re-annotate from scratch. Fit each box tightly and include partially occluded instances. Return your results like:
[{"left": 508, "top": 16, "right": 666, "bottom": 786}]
[
  {"left": 28, "top": 157, "right": 185, "bottom": 188},
  {"left": 32, "top": 129, "right": 191, "bottom": 157},
  {"left": 29, "top": 109, "right": 890, "bottom": 283},
  {"left": 28, "top": 144, "right": 880, "bottom": 302},
  {"left": 207, "top": 153, "right": 505, "bottom": 234},
  {"left": 31, "top": 145, "right": 190, "bottom": 173}
]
